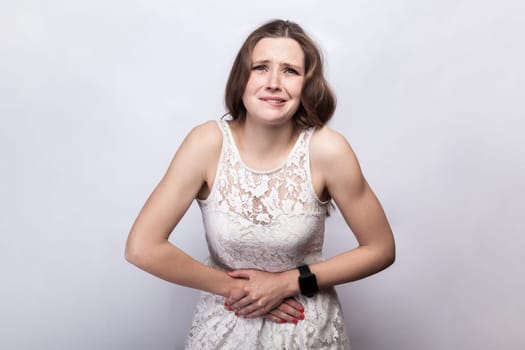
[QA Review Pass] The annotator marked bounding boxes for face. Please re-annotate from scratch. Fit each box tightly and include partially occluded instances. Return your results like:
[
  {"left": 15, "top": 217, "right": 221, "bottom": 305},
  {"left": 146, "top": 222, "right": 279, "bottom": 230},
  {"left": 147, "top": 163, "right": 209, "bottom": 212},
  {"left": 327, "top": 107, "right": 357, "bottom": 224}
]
[{"left": 242, "top": 37, "right": 305, "bottom": 126}]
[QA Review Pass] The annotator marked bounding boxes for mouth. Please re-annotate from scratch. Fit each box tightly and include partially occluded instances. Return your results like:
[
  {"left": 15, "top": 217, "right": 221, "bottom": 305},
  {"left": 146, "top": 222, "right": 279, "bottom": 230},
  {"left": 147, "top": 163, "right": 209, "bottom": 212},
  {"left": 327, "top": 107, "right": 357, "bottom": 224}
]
[{"left": 260, "top": 97, "right": 287, "bottom": 105}]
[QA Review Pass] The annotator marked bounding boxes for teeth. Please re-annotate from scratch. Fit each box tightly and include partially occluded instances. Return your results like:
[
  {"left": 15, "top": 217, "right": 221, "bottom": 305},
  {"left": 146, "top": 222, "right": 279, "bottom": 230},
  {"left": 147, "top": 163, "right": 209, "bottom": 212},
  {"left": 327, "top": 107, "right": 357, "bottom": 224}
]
[{"left": 267, "top": 99, "right": 284, "bottom": 103}]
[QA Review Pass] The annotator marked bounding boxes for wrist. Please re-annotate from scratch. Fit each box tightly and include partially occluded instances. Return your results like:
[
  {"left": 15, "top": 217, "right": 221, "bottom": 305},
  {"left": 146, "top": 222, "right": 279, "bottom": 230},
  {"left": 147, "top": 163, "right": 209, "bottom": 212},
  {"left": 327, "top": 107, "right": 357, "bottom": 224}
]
[
  {"left": 297, "top": 264, "right": 319, "bottom": 297},
  {"left": 280, "top": 269, "right": 301, "bottom": 297},
  {"left": 218, "top": 270, "right": 241, "bottom": 297}
]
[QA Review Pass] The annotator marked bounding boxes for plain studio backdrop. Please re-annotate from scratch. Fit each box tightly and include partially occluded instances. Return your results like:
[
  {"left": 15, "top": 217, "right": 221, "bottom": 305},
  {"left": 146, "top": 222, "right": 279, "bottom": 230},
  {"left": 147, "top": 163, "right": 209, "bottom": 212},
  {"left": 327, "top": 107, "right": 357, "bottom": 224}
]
[{"left": 1, "top": 1, "right": 524, "bottom": 349}]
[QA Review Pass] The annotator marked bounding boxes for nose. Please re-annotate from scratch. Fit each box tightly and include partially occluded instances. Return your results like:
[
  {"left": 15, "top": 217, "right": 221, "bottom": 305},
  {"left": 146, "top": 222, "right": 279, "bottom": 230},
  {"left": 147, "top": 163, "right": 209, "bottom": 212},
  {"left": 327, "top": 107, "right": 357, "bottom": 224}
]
[{"left": 266, "top": 69, "right": 281, "bottom": 90}]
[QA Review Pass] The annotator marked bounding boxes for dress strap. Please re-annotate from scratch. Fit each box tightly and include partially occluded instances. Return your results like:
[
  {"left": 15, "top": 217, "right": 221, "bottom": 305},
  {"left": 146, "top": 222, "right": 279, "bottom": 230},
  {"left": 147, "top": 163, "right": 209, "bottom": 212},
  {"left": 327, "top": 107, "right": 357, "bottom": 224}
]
[{"left": 216, "top": 119, "right": 231, "bottom": 142}]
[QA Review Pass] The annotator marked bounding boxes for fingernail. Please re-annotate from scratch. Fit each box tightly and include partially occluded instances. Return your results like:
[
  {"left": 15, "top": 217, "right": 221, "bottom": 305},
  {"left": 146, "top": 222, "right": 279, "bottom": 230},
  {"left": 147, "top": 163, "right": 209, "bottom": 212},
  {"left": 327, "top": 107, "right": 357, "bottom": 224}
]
[
  {"left": 292, "top": 319, "right": 298, "bottom": 324},
  {"left": 224, "top": 302, "right": 229, "bottom": 307},
  {"left": 280, "top": 319, "right": 286, "bottom": 323},
  {"left": 299, "top": 314, "right": 305, "bottom": 320},
  {"left": 234, "top": 311, "right": 239, "bottom": 316},
  {"left": 228, "top": 307, "right": 233, "bottom": 311},
  {"left": 299, "top": 307, "right": 304, "bottom": 312}
]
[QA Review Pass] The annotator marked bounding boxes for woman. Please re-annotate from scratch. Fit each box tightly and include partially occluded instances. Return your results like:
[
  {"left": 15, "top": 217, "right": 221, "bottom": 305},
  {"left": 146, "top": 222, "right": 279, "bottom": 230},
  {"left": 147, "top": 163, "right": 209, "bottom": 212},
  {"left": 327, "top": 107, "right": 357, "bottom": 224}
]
[{"left": 125, "top": 19, "right": 395, "bottom": 349}]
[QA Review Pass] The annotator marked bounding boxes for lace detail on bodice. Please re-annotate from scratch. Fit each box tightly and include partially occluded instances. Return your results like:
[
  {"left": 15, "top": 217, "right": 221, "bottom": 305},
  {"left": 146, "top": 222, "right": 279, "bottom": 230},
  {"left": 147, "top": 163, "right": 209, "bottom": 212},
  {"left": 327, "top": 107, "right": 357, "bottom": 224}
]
[
  {"left": 186, "top": 120, "right": 350, "bottom": 349},
  {"left": 197, "top": 120, "right": 328, "bottom": 272}
]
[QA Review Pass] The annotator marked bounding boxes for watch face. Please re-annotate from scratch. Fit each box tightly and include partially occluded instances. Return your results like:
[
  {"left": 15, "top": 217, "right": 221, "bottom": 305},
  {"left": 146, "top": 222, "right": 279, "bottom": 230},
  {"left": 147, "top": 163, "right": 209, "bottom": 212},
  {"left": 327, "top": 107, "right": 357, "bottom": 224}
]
[
  {"left": 298, "top": 265, "right": 318, "bottom": 297},
  {"left": 299, "top": 273, "right": 313, "bottom": 281},
  {"left": 299, "top": 274, "right": 318, "bottom": 297}
]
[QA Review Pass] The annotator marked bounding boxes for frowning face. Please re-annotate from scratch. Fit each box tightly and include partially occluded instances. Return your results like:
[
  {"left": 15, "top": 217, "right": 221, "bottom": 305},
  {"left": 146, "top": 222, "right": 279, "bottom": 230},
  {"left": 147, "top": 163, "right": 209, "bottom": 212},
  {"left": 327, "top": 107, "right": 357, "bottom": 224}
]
[{"left": 242, "top": 37, "right": 305, "bottom": 126}]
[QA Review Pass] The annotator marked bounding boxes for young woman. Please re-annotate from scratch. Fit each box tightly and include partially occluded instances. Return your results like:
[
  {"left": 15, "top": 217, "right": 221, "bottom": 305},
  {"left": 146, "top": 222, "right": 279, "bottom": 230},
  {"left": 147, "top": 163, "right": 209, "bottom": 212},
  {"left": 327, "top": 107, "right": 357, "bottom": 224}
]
[{"left": 126, "top": 19, "right": 395, "bottom": 349}]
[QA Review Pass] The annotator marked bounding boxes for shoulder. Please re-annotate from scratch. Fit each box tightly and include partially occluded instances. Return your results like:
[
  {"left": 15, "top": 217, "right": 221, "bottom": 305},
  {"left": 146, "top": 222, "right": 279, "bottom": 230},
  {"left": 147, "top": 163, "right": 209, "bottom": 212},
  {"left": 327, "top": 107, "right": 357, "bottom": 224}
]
[
  {"left": 161, "top": 120, "right": 223, "bottom": 187},
  {"left": 185, "top": 120, "right": 222, "bottom": 145},
  {"left": 181, "top": 120, "right": 223, "bottom": 155},
  {"left": 309, "top": 125, "right": 365, "bottom": 190},
  {"left": 170, "top": 120, "right": 222, "bottom": 173},
  {"left": 310, "top": 125, "right": 359, "bottom": 167}
]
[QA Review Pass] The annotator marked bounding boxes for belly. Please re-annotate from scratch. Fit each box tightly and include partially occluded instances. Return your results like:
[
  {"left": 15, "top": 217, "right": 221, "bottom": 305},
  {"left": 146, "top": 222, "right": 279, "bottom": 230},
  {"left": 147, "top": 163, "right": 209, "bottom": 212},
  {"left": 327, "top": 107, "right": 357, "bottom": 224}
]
[{"left": 202, "top": 210, "right": 325, "bottom": 271}]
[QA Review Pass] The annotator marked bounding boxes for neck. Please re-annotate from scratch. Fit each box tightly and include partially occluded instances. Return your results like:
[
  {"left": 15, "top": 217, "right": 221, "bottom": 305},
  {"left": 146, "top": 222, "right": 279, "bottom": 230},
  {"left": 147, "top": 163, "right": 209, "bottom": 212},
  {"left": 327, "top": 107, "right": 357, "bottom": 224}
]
[{"left": 231, "top": 119, "right": 299, "bottom": 169}]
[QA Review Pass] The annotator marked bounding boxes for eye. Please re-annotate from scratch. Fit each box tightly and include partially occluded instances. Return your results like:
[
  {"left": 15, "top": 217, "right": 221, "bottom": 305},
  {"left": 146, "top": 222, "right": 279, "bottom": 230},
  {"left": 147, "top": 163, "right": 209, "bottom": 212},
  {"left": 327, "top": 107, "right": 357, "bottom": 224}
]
[
  {"left": 284, "top": 67, "right": 299, "bottom": 75},
  {"left": 252, "top": 65, "right": 267, "bottom": 71}
]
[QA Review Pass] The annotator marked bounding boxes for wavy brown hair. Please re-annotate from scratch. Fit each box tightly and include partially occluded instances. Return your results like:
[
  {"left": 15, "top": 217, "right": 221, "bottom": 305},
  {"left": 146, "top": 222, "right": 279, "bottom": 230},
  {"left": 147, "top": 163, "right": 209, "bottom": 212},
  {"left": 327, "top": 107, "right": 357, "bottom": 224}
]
[{"left": 224, "top": 19, "right": 336, "bottom": 128}]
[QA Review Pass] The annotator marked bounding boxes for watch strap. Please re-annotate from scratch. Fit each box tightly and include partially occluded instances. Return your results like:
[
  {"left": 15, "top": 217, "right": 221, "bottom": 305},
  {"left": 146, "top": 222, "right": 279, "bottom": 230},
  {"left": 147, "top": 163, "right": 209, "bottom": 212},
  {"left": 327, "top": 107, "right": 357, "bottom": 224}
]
[
  {"left": 297, "top": 264, "right": 319, "bottom": 297},
  {"left": 298, "top": 265, "right": 311, "bottom": 275}
]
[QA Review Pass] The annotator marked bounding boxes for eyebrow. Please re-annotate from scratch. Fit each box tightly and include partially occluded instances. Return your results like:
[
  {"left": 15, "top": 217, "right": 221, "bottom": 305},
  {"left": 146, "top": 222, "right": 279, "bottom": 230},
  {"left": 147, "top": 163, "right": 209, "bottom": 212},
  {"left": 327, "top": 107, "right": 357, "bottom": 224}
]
[{"left": 251, "top": 59, "right": 304, "bottom": 72}]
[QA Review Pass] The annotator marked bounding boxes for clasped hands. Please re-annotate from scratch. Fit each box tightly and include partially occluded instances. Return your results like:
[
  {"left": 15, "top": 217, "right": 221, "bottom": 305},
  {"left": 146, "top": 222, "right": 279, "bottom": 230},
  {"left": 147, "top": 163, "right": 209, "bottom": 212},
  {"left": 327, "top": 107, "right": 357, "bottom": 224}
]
[{"left": 224, "top": 268, "right": 305, "bottom": 324}]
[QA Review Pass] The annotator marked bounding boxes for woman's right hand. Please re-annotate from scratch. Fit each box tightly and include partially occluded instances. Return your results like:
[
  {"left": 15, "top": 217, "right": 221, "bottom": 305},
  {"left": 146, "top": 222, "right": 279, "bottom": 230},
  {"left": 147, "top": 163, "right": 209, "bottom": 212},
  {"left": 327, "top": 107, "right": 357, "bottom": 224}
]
[
  {"left": 224, "top": 270, "right": 305, "bottom": 324},
  {"left": 226, "top": 295, "right": 305, "bottom": 323},
  {"left": 264, "top": 298, "right": 305, "bottom": 324}
]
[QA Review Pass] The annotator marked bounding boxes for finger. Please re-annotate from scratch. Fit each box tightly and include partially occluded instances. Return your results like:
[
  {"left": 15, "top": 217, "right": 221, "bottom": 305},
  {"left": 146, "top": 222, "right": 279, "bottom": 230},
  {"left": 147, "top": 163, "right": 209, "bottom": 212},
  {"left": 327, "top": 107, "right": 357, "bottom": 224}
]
[
  {"left": 227, "top": 270, "right": 251, "bottom": 279},
  {"left": 270, "top": 307, "right": 303, "bottom": 323},
  {"left": 267, "top": 309, "right": 294, "bottom": 323},
  {"left": 243, "top": 308, "right": 266, "bottom": 319},
  {"left": 229, "top": 295, "right": 255, "bottom": 311},
  {"left": 283, "top": 298, "right": 305, "bottom": 313},
  {"left": 264, "top": 313, "right": 286, "bottom": 324},
  {"left": 236, "top": 301, "right": 261, "bottom": 317},
  {"left": 279, "top": 302, "right": 305, "bottom": 319},
  {"left": 239, "top": 300, "right": 270, "bottom": 318},
  {"left": 226, "top": 290, "right": 247, "bottom": 307}
]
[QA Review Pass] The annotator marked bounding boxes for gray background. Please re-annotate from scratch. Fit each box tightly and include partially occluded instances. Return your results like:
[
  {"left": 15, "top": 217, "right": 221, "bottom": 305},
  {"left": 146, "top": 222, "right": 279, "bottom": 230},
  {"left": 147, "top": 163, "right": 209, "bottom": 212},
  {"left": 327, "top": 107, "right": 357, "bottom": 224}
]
[{"left": 1, "top": 0, "right": 524, "bottom": 349}]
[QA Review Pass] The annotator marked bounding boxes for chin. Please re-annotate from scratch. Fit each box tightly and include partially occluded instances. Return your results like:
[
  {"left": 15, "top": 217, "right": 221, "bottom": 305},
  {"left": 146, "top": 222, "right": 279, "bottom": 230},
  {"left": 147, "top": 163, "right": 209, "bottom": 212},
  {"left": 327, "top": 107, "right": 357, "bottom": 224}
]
[
  {"left": 252, "top": 115, "right": 295, "bottom": 126},
  {"left": 246, "top": 108, "right": 298, "bottom": 125}
]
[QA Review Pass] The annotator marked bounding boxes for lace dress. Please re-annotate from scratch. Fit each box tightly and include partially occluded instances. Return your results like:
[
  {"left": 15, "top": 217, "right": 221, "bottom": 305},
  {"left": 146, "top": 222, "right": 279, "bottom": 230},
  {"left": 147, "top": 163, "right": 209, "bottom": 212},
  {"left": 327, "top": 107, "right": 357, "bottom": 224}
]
[{"left": 185, "top": 120, "right": 350, "bottom": 349}]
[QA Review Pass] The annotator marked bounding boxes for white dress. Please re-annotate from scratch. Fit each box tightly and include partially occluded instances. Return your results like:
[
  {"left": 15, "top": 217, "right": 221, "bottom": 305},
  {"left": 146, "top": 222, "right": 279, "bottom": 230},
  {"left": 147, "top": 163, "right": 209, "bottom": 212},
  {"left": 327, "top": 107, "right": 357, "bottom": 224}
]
[{"left": 185, "top": 120, "right": 350, "bottom": 349}]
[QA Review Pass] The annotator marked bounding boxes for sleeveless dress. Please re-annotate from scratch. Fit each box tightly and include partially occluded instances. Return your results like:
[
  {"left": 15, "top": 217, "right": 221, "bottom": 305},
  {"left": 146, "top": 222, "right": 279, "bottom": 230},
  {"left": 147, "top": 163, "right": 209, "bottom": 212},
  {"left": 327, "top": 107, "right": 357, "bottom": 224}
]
[{"left": 185, "top": 120, "right": 351, "bottom": 349}]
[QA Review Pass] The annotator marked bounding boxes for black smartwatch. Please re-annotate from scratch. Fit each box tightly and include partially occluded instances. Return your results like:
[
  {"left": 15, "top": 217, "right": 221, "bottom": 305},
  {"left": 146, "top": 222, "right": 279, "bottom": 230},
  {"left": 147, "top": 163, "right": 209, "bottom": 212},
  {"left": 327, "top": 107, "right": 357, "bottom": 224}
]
[{"left": 297, "top": 265, "right": 319, "bottom": 297}]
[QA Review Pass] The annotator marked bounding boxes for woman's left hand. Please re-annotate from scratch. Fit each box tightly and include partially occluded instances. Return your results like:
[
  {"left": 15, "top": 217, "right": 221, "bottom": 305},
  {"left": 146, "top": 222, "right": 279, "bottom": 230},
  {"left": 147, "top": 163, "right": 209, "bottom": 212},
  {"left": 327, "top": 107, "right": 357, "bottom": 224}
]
[{"left": 225, "top": 269, "right": 295, "bottom": 318}]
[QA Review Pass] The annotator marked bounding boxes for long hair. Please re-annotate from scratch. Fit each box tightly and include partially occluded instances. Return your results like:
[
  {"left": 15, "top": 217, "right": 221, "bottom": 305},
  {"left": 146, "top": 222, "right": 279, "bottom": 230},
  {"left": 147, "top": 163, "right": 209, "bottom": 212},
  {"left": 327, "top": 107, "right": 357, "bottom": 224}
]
[{"left": 224, "top": 19, "right": 336, "bottom": 128}]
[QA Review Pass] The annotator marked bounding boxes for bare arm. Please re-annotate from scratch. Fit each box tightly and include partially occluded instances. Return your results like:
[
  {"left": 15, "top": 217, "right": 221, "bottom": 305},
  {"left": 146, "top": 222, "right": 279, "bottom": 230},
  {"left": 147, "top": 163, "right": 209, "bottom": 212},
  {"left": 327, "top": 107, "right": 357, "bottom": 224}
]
[
  {"left": 125, "top": 121, "right": 242, "bottom": 296},
  {"left": 229, "top": 127, "right": 395, "bottom": 317},
  {"left": 305, "top": 127, "right": 395, "bottom": 289}
]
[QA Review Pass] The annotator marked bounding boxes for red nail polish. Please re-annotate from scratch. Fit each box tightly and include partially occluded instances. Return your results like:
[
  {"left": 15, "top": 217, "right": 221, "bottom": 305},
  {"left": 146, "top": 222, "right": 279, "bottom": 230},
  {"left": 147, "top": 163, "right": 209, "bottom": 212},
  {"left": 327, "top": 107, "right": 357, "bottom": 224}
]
[
  {"left": 299, "top": 307, "right": 304, "bottom": 312},
  {"left": 292, "top": 319, "right": 298, "bottom": 324},
  {"left": 299, "top": 314, "right": 305, "bottom": 320},
  {"left": 280, "top": 319, "right": 286, "bottom": 323},
  {"left": 228, "top": 307, "right": 233, "bottom": 311},
  {"left": 224, "top": 302, "right": 229, "bottom": 307},
  {"left": 234, "top": 311, "right": 239, "bottom": 316}
]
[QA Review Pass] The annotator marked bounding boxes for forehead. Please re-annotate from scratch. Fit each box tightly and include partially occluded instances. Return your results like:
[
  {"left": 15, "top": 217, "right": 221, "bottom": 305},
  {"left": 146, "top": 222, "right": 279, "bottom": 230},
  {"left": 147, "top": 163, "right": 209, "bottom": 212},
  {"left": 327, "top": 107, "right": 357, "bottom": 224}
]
[{"left": 251, "top": 37, "right": 305, "bottom": 67}]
